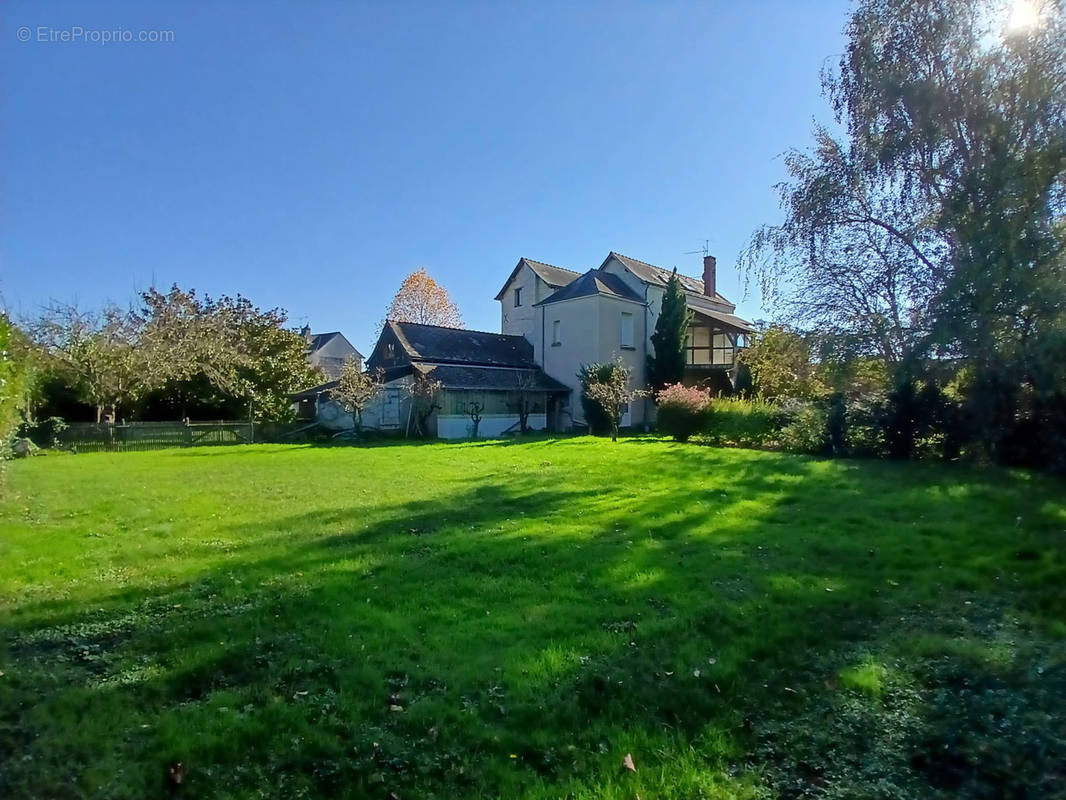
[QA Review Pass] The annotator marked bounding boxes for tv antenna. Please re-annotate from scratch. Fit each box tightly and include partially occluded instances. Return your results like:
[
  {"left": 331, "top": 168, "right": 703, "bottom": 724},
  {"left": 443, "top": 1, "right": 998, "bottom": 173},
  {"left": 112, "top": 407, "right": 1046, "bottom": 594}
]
[{"left": 683, "top": 239, "right": 711, "bottom": 258}]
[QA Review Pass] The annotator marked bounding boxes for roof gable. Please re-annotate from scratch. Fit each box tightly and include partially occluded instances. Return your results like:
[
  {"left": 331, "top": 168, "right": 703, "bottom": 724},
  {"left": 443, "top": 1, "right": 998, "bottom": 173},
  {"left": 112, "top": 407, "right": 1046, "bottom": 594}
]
[
  {"left": 494, "top": 257, "right": 581, "bottom": 300},
  {"left": 307, "top": 331, "right": 364, "bottom": 360},
  {"left": 535, "top": 269, "right": 644, "bottom": 306}
]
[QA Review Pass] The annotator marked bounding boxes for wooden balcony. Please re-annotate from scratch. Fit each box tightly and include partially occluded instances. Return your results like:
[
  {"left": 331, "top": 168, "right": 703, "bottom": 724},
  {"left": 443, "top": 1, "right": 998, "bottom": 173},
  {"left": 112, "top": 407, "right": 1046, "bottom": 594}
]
[{"left": 684, "top": 324, "right": 744, "bottom": 369}]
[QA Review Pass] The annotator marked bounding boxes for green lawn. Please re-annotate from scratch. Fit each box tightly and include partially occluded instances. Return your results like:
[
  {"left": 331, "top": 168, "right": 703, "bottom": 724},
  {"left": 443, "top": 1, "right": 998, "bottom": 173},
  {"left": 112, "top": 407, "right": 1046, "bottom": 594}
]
[{"left": 2, "top": 439, "right": 1065, "bottom": 799}]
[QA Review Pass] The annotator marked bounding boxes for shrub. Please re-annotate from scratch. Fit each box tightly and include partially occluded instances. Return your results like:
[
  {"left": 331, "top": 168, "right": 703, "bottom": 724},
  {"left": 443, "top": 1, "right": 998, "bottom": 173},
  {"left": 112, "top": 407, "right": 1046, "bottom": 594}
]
[
  {"left": 0, "top": 315, "right": 32, "bottom": 456},
  {"left": 578, "top": 362, "right": 628, "bottom": 436},
  {"left": 655, "top": 383, "right": 713, "bottom": 442},
  {"left": 581, "top": 359, "right": 637, "bottom": 442},
  {"left": 779, "top": 402, "right": 829, "bottom": 454},
  {"left": 18, "top": 416, "right": 69, "bottom": 449},
  {"left": 698, "top": 396, "right": 782, "bottom": 449},
  {"left": 845, "top": 389, "right": 887, "bottom": 457}
]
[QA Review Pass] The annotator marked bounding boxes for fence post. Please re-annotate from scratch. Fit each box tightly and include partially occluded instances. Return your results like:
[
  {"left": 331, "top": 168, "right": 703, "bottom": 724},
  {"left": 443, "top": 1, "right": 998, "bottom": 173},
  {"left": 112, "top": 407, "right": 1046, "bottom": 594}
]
[{"left": 183, "top": 419, "right": 192, "bottom": 448}]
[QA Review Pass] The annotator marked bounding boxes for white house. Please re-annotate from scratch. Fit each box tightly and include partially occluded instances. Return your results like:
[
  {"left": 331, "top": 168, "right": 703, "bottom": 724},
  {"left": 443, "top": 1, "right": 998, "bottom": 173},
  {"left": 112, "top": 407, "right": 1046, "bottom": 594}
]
[
  {"left": 495, "top": 252, "right": 754, "bottom": 428},
  {"left": 301, "top": 327, "right": 363, "bottom": 379},
  {"left": 292, "top": 250, "right": 752, "bottom": 438}
]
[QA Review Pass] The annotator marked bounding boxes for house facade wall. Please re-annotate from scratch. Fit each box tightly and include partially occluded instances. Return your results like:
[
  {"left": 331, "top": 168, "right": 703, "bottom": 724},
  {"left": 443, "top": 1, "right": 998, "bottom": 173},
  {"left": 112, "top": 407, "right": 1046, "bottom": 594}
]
[
  {"left": 598, "top": 295, "right": 649, "bottom": 426},
  {"left": 499, "top": 263, "right": 559, "bottom": 364},
  {"left": 537, "top": 293, "right": 650, "bottom": 428},
  {"left": 360, "top": 376, "right": 413, "bottom": 432},
  {"left": 310, "top": 335, "right": 362, "bottom": 377},
  {"left": 600, "top": 255, "right": 646, "bottom": 300},
  {"left": 537, "top": 295, "right": 599, "bottom": 428},
  {"left": 600, "top": 256, "right": 668, "bottom": 351},
  {"left": 437, "top": 412, "right": 547, "bottom": 439}
]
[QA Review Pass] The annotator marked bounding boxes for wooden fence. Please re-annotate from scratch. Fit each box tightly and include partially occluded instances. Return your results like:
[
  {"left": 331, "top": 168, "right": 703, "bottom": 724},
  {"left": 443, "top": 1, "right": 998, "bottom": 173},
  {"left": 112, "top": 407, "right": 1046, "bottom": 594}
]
[{"left": 61, "top": 421, "right": 255, "bottom": 453}]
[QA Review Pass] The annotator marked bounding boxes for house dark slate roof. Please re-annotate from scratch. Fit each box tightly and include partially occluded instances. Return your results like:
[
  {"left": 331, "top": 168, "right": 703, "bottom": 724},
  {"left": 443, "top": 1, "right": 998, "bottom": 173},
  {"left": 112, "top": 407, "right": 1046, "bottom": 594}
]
[
  {"left": 536, "top": 269, "right": 644, "bottom": 306},
  {"left": 308, "top": 332, "right": 341, "bottom": 351},
  {"left": 606, "top": 252, "right": 733, "bottom": 307},
  {"left": 386, "top": 321, "right": 535, "bottom": 367},
  {"left": 412, "top": 363, "right": 570, "bottom": 392},
  {"left": 494, "top": 257, "right": 581, "bottom": 300},
  {"left": 522, "top": 258, "right": 581, "bottom": 288},
  {"left": 304, "top": 330, "right": 364, "bottom": 380}
]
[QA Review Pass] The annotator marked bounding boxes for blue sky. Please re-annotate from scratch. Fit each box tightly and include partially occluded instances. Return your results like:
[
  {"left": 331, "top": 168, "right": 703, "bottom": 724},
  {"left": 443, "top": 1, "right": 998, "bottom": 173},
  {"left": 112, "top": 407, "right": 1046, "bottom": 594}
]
[{"left": 3, "top": 0, "right": 850, "bottom": 354}]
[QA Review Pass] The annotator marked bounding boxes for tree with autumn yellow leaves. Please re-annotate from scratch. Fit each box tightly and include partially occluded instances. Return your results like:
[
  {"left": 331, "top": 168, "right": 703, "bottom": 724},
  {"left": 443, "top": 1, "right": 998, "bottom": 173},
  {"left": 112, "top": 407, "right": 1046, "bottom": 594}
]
[{"left": 383, "top": 268, "right": 463, "bottom": 329}]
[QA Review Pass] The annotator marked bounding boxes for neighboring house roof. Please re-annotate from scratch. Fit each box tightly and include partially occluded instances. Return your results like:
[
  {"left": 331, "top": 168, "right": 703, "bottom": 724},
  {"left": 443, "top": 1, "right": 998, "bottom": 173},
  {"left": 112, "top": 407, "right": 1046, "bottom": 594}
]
[
  {"left": 291, "top": 379, "right": 339, "bottom": 400},
  {"left": 306, "top": 331, "right": 364, "bottom": 358},
  {"left": 494, "top": 257, "right": 581, "bottom": 300},
  {"left": 384, "top": 321, "right": 535, "bottom": 367},
  {"left": 305, "top": 331, "right": 364, "bottom": 379},
  {"left": 412, "top": 362, "right": 570, "bottom": 392},
  {"left": 308, "top": 331, "right": 339, "bottom": 351},
  {"left": 603, "top": 251, "right": 733, "bottom": 306},
  {"left": 535, "top": 269, "right": 644, "bottom": 306}
]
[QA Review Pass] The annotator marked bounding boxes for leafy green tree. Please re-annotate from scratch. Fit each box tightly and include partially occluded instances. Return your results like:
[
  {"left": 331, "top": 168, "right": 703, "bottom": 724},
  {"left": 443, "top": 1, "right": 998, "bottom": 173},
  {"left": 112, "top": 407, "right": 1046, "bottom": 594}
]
[
  {"left": 136, "top": 287, "right": 320, "bottom": 422},
  {"left": 137, "top": 286, "right": 242, "bottom": 396},
  {"left": 218, "top": 295, "right": 322, "bottom": 422},
  {"left": 30, "top": 303, "right": 146, "bottom": 423},
  {"left": 744, "top": 0, "right": 1066, "bottom": 466},
  {"left": 647, "top": 270, "right": 691, "bottom": 390},
  {"left": 742, "top": 131, "right": 937, "bottom": 363},
  {"left": 33, "top": 286, "right": 321, "bottom": 424},
  {"left": 738, "top": 326, "right": 825, "bottom": 401},
  {"left": 0, "top": 314, "right": 33, "bottom": 447}
]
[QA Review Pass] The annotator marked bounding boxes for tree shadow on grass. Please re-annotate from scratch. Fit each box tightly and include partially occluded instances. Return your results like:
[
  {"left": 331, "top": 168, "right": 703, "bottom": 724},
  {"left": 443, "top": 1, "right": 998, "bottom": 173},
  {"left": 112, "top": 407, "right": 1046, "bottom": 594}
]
[{"left": 3, "top": 448, "right": 1065, "bottom": 799}]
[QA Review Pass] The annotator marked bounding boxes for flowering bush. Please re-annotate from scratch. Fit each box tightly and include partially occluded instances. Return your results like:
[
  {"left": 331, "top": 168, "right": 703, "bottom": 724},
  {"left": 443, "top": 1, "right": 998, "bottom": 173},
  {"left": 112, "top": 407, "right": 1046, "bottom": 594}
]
[{"left": 655, "top": 383, "right": 713, "bottom": 441}]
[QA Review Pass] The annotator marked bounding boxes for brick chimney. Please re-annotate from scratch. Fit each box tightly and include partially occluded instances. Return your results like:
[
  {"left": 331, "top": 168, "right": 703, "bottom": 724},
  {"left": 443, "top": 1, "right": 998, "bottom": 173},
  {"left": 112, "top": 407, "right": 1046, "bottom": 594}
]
[{"left": 702, "top": 255, "right": 717, "bottom": 298}]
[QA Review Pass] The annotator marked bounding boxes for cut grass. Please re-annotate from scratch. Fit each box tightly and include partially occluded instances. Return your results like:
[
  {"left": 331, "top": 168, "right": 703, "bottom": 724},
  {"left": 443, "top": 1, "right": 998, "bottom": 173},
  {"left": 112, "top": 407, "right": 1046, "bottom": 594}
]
[{"left": 1, "top": 438, "right": 1065, "bottom": 799}]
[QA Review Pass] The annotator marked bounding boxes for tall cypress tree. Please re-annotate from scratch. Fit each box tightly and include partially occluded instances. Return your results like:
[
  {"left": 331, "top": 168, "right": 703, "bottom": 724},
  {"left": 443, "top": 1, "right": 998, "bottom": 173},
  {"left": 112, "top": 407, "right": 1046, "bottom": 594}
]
[{"left": 647, "top": 269, "right": 691, "bottom": 390}]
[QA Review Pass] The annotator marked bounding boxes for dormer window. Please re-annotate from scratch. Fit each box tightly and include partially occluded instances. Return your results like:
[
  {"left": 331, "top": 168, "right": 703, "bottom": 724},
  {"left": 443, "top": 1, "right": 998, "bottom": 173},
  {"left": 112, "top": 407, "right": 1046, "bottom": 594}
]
[{"left": 514, "top": 287, "right": 522, "bottom": 307}]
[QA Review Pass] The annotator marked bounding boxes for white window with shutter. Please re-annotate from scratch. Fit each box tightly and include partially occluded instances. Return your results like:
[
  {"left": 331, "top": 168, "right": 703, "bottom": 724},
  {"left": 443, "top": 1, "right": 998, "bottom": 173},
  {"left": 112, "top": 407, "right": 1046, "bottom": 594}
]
[{"left": 620, "top": 312, "right": 634, "bottom": 348}]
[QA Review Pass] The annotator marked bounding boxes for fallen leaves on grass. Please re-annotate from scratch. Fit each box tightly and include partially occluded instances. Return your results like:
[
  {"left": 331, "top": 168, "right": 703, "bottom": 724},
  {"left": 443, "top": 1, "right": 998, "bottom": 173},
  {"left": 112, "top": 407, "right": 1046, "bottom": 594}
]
[{"left": 622, "top": 753, "right": 636, "bottom": 772}]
